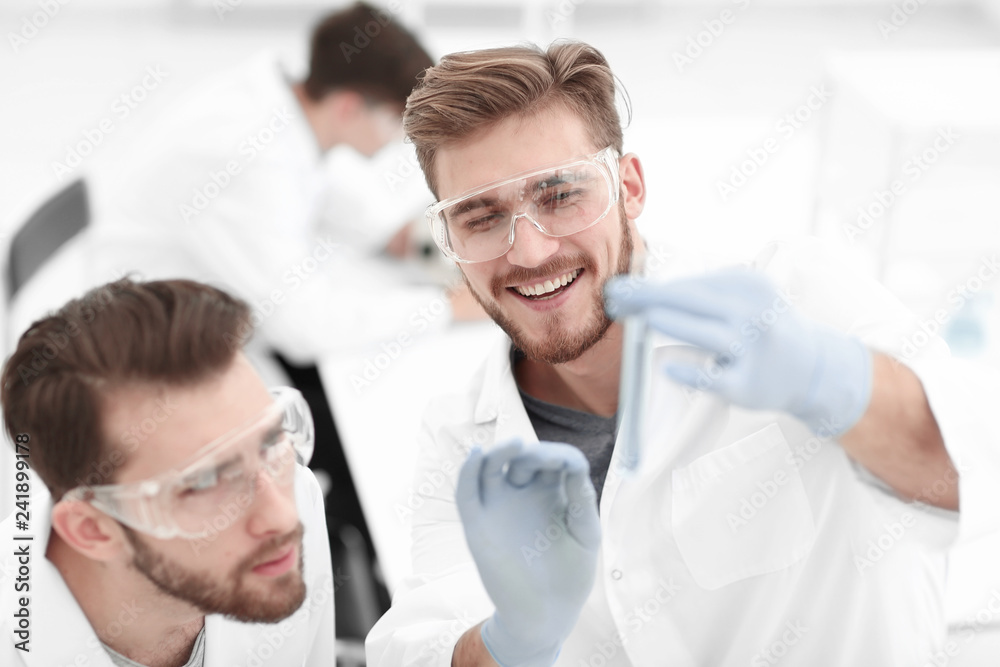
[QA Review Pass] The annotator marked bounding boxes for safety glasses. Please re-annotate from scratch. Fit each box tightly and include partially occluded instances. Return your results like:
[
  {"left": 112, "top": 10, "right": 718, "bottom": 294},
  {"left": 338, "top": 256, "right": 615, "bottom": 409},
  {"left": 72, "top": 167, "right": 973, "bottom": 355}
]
[
  {"left": 61, "top": 387, "right": 314, "bottom": 540},
  {"left": 426, "top": 146, "right": 621, "bottom": 263}
]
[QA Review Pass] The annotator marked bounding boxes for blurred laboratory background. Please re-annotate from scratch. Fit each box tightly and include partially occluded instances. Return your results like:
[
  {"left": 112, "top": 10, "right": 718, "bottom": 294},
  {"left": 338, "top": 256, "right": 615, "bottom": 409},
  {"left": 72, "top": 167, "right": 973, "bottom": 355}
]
[{"left": 1, "top": 0, "right": 998, "bottom": 664}]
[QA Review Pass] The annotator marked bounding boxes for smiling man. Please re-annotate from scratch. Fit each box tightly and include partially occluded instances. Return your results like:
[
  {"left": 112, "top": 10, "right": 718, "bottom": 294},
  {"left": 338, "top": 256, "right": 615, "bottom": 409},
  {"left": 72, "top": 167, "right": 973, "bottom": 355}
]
[
  {"left": 365, "top": 41, "right": 1000, "bottom": 667},
  {"left": 0, "top": 279, "right": 334, "bottom": 666}
]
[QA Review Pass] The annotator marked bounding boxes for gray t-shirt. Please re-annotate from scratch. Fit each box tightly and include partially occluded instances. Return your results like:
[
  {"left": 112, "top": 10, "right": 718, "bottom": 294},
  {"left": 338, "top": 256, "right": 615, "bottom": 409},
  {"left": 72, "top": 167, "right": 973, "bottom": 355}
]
[
  {"left": 514, "top": 348, "right": 617, "bottom": 505},
  {"left": 103, "top": 626, "right": 206, "bottom": 667}
]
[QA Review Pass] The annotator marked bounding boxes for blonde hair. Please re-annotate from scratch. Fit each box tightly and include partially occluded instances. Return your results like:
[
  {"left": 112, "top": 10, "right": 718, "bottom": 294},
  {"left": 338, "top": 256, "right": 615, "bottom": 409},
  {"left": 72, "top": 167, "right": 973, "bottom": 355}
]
[{"left": 404, "top": 41, "right": 628, "bottom": 196}]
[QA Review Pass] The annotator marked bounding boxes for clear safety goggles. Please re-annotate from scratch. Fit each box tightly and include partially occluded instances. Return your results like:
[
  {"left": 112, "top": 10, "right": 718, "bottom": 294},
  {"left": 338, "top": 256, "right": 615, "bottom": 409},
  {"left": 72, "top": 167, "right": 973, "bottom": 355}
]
[
  {"left": 61, "top": 387, "right": 314, "bottom": 540},
  {"left": 426, "top": 146, "right": 621, "bottom": 263}
]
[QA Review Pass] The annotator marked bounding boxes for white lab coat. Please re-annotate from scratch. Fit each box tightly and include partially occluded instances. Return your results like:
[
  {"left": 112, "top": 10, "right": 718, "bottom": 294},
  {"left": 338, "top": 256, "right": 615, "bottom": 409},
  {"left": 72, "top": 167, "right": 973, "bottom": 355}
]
[
  {"left": 0, "top": 465, "right": 335, "bottom": 666},
  {"left": 366, "top": 239, "right": 1000, "bottom": 666},
  {"left": 9, "top": 52, "right": 447, "bottom": 366}
]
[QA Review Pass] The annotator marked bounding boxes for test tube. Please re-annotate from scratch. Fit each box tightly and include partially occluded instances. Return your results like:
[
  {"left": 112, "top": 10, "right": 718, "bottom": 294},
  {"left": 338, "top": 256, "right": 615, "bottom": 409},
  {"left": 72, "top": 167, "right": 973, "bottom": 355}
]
[{"left": 617, "top": 312, "right": 652, "bottom": 473}]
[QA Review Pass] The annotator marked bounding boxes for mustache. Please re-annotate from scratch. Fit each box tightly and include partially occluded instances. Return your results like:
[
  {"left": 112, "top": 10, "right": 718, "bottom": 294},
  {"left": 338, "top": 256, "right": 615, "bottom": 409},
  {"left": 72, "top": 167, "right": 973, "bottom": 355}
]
[
  {"left": 489, "top": 254, "right": 596, "bottom": 298},
  {"left": 239, "top": 522, "right": 304, "bottom": 573}
]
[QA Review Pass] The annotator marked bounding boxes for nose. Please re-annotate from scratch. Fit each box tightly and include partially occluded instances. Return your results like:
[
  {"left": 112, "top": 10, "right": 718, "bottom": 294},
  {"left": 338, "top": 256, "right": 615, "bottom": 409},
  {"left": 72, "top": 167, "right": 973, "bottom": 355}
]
[
  {"left": 245, "top": 468, "right": 299, "bottom": 538},
  {"left": 504, "top": 213, "right": 560, "bottom": 268}
]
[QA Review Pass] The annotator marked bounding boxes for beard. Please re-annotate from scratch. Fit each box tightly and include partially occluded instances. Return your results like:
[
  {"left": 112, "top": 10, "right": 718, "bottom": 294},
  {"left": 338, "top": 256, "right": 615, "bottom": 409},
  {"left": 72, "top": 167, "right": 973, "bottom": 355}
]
[
  {"left": 467, "top": 200, "right": 635, "bottom": 365},
  {"left": 124, "top": 523, "right": 307, "bottom": 623}
]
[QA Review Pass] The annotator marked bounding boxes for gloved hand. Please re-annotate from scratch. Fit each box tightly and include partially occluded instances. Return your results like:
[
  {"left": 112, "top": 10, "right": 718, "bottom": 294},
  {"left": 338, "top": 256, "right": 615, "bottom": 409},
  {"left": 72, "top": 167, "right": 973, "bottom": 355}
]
[
  {"left": 604, "top": 268, "right": 873, "bottom": 436},
  {"left": 455, "top": 439, "right": 601, "bottom": 667}
]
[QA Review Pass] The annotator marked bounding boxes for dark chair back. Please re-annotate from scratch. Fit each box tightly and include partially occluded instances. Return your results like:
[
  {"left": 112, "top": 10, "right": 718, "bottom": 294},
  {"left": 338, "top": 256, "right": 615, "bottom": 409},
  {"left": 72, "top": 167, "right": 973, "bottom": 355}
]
[{"left": 7, "top": 179, "right": 90, "bottom": 300}]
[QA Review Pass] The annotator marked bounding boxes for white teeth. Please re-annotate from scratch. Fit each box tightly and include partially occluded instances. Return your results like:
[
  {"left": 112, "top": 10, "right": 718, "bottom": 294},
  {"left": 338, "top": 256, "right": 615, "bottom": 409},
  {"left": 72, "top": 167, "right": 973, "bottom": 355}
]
[{"left": 513, "top": 269, "right": 581, "bottom": 297}]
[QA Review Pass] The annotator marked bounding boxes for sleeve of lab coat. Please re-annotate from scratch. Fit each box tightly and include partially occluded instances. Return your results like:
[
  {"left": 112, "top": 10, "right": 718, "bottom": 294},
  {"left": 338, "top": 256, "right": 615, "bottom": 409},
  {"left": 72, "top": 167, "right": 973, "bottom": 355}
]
[
  {"left": 297, "top": 465, "right": 337, "bottom": 666},
  {"left": 365, "top": 404, "right": 495, "bottom": 667},
  {"left": 755, "top": 238, "right": 1000, "bottom": 543},
  {"left": 181, "top": 149, "right": 451, "bottom": 365}
]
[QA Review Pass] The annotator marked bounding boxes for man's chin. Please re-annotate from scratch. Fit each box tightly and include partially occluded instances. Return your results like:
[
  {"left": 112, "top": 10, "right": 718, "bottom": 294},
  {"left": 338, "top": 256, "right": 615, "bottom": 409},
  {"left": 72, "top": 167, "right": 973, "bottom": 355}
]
[
  {"left": 506, "top": 314, "right": 612, "bottom": 365},
  {"left": 225, "top": 572, "right": 307, "bottom": 623},
  {"left": 230, "top": 550, "right": 308, "bottom": 623}
]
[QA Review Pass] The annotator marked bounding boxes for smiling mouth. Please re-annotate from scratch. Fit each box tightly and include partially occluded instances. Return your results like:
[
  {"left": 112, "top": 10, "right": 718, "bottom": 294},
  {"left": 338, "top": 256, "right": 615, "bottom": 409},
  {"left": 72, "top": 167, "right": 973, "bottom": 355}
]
[{"left": 510, "top": 269, "right": 582, "bottom": 300}]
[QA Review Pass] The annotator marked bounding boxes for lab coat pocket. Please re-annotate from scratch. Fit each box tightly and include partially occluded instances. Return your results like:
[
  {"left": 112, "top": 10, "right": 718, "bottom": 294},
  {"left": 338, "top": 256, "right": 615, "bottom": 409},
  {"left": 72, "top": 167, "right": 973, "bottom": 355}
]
[{"left": 670, "top": 423, "right": 816, "bottom": 590}]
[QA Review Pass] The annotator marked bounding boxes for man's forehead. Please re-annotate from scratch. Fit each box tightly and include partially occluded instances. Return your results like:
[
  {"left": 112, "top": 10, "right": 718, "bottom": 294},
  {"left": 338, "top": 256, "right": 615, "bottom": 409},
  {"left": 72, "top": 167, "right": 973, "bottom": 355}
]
[
  {"left": 434, "top": 105, "right": 598, "bottom": 200},
  {"left": 100, "top": 362, "right": 272, "bottom": 480}
]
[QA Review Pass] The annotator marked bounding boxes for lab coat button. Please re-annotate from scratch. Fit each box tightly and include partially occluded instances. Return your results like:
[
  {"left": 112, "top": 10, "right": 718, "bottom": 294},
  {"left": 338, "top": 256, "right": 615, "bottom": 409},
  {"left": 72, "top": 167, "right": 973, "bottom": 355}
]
[{"left": 611, "top": 569, "right": 623, "bottom": 580}]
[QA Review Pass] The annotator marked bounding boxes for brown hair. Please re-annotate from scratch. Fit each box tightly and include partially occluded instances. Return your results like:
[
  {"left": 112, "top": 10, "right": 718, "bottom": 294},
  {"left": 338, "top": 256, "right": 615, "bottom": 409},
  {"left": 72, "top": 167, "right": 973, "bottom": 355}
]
[
  {"left": 1, "top": 278, "right": 252, "bottom": 499},
  {"left": 403, "top": 41, "right": 629, "bottom": 196},
  {"left": 303, "top": 2, "right": 434, "bottom": 106}
]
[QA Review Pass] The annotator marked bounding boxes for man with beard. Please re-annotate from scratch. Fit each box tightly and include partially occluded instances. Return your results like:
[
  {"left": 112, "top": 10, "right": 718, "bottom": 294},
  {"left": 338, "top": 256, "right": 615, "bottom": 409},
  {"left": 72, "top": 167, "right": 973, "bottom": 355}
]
[
  {"left": 365, "top": 41, "right": 1000, "bottom": 666},
  {"left": 0, "top": 278, "right": 334, "bottom": 666}
]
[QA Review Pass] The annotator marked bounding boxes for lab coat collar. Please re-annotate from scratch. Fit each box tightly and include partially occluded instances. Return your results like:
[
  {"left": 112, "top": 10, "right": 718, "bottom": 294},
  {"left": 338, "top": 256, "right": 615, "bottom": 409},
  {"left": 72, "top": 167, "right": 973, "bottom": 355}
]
[
  {"left": 472, "top": 333, "right": 538, "bottom": 446},
  {"left": 250, "top": 50, "right": 324, "bottom": 162}
]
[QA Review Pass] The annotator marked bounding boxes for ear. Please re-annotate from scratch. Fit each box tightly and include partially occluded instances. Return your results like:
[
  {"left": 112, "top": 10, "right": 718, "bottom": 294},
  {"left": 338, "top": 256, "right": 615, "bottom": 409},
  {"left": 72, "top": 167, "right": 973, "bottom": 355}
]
[
  {"left": 619, "top": 153, "right": 646, "bottom": 221},
  {"left": 51, "top": 500, "right": 128, "bottom": 563}
]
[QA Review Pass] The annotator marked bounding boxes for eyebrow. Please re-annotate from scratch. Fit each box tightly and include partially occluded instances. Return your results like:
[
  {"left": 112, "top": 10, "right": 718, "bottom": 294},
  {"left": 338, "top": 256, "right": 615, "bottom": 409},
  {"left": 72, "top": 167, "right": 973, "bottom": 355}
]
[
  {"left": 183, "top": 418, "right": 285, "bottom": 478},
  {"left": 448, "top": 195, "right": 502, "bottom": 219},
  {"left": 446, "top": 167, "right": 594, "bottom": 219}
]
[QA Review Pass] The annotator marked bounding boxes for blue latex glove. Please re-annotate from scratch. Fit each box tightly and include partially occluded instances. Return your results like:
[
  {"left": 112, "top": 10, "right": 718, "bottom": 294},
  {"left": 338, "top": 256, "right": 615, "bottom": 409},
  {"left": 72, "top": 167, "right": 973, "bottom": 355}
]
[
  {"left": 455, "top": 439, "right": 601, "bottom": 667},
  {"left": 604, "top": 268, "right": 873, "bottom": 436}
]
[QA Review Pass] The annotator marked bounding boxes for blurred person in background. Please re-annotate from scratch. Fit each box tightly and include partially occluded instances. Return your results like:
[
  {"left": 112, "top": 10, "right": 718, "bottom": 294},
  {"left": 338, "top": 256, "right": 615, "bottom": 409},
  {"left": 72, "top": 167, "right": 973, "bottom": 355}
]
[
  {"left": 365, "top": 41, "right": 1000, "bottom": 666},
  {"left": 8, "top": 0, "right": 478, "bottom": 641},
  {"left": 0, "top": 278, "right": 334, "bottom": 666}
]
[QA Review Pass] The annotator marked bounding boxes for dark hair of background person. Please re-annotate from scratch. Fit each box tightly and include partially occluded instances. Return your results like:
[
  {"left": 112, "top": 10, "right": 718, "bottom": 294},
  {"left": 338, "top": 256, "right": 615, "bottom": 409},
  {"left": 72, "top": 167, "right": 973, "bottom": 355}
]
[{"left": 303, "top": 1, "right": 435, "bottom": 107}]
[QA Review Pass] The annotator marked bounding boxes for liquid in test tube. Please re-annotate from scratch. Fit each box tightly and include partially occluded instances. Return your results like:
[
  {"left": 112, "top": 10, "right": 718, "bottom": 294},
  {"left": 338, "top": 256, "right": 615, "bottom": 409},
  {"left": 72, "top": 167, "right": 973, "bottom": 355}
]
[{"left": 617, "top": 312, "right": 653, "bottom": 474}]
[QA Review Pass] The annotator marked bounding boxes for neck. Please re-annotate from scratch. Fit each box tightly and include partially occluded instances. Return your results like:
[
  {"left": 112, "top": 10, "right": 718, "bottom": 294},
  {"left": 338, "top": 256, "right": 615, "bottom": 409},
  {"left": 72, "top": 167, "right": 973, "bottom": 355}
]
[
  {"left": 291, "top": 82, "right": 336, "bottom": 153},
  {"left": 515, "top": 321, "right": 624, "bottom": 417},
  {"left": 47, "top": 531, "right": 205, "bottom": 667}
]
